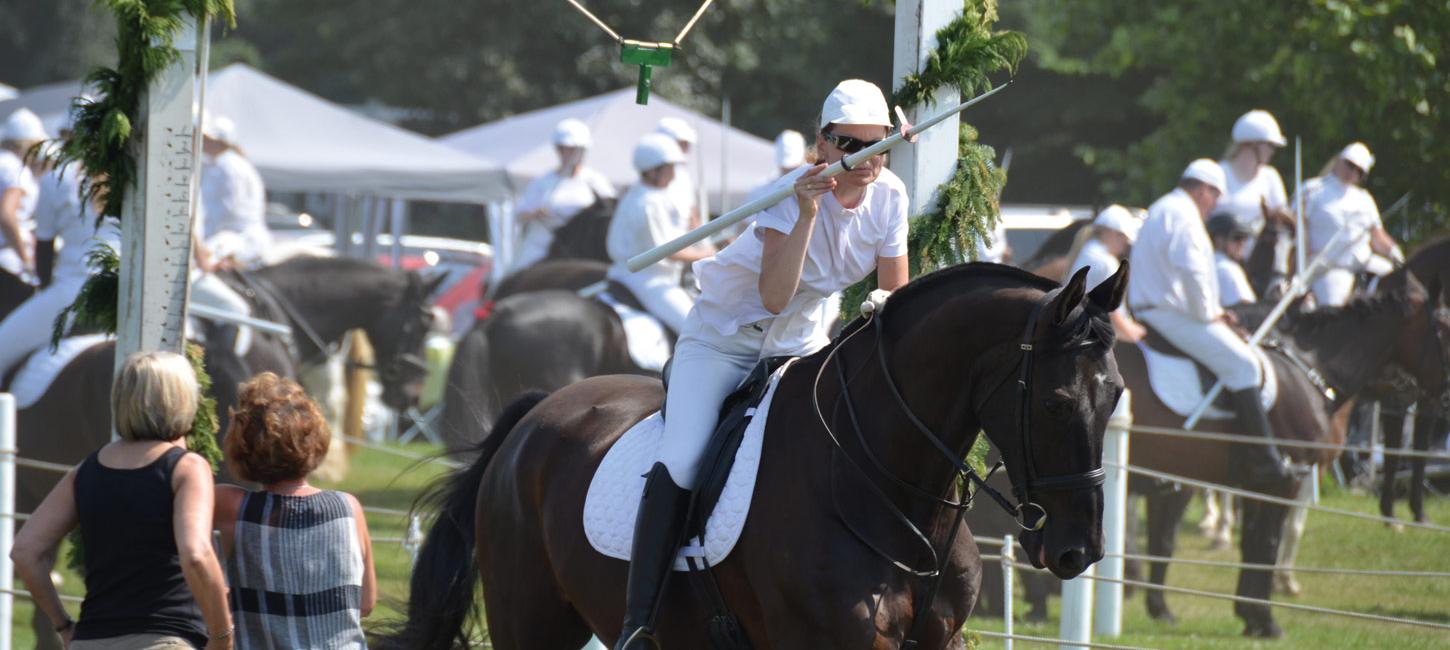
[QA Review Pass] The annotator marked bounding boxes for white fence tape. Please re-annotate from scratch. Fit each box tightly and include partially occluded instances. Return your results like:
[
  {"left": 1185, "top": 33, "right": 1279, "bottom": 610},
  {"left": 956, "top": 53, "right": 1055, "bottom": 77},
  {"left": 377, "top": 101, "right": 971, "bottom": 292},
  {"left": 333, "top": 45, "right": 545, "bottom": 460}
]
[
  {"left": 1129, "top": 425, "right": 1450, "bottom": 462},
  {"left": 1109, "top": 552, "right": 1450, "bottom": 578}
]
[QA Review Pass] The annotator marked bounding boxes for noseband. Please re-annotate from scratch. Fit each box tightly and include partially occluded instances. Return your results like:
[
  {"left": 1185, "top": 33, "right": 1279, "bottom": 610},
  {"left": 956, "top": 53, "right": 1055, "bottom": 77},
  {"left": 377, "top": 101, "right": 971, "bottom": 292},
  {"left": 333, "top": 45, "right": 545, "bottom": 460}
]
[{"left": 813, "top": 287, "right": 1105, "bottom": 647}]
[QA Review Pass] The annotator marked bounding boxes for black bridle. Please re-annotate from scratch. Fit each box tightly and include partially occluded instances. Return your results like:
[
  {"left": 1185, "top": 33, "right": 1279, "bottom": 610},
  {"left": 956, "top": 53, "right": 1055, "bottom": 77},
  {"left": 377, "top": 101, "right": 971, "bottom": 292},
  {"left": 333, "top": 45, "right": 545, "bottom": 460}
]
[{"left": 812, "top": 288, "right": 1106, "bottom": 647}]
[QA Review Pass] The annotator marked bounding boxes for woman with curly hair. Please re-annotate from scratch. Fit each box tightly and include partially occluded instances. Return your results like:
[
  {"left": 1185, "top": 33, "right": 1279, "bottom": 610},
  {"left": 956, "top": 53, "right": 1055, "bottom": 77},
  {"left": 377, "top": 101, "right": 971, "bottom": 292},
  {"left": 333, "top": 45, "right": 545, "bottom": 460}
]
[{"left": 216, "top": 372, "right": 376, "bottom": 649}]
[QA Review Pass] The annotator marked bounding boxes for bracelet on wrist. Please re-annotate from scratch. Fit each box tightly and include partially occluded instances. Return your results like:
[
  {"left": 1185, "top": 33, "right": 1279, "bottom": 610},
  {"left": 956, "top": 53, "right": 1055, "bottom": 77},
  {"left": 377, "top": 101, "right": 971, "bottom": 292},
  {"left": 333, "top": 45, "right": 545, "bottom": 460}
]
[
  {"left": 209, "top": 625, "right": 234, "bottom": 641},
  {"left": 55, "top": 618, "right": 74, "bottom": 633}
]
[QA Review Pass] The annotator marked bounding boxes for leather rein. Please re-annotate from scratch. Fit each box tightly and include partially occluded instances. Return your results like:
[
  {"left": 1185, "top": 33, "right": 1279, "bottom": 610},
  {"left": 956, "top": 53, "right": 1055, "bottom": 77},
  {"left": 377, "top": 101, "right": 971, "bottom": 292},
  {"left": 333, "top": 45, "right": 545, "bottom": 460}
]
[{"left": 811, "top": 288, "right": 1106, "bottom": 648}]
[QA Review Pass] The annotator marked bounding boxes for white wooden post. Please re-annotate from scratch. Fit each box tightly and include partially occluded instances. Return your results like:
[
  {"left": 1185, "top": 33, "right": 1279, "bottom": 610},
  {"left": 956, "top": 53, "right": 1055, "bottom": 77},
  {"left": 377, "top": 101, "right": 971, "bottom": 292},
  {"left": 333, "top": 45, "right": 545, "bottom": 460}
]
[
  {"left": 1095, "top": 390, "right": 1131, "bottom": 636},
  {"left": 1001, "top": 533, "right": 1015, "bottom": 650},
  {"left": 1059, "top": 565, "right": 1094, "bottom": 649},
  {"left": 891, "top": 0, "right": 961, "bottom": 218},
  {"left": 0, "top": 394, "right": 15, "bottom": 650},
  {"left": 114, "top": 15, "right": 208, "bottom": 371}
]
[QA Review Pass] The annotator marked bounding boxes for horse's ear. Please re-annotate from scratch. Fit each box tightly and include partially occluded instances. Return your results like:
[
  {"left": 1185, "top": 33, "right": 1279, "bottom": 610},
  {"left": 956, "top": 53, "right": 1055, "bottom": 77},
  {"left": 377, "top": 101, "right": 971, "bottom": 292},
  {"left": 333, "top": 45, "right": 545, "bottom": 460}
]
[
  {"left": 1089, "top": 260, "right": 1129, "bottom": 312},
  {"left": 1051, "top": 265, "right": 1090, "bottom": 325}
]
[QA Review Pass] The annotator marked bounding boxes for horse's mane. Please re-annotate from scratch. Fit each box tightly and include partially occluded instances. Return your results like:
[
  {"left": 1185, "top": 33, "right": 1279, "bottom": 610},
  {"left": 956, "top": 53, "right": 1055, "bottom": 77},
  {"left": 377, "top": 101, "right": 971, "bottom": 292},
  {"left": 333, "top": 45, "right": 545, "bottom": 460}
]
[
  {"left": 268, "top": 254, "right": 401, "bottom": 277},
  {"left": 1288, "top": 276, "right": 1420, "bottom": 382}
]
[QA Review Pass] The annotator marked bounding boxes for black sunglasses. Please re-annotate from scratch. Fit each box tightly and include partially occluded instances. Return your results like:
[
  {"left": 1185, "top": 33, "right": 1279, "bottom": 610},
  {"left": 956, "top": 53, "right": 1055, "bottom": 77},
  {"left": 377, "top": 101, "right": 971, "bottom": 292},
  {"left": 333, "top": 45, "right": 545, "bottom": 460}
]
[{"left": 821, "top": 130, "right": 885, "bottom": 155}]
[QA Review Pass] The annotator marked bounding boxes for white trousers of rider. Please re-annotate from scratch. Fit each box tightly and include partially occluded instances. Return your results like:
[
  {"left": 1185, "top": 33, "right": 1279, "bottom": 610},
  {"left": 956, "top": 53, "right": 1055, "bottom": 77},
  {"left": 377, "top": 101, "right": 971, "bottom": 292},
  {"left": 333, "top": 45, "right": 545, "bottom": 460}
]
[
  {"left": 189, "top": 272, "right": 252, "bottom": 356},
  {"left": 1311, "top": 268, "right": 1356, "bottom": 308},
  {"left": 657, "top": 311, "right": 767, "bottom": 488},
  {"left": 614, "top": 272, "right": 694, "bottom": 334},
  {"left": 510, "top": 223, "right": 554, "bottom": 275},
  {"left": 0, "top": 274, "right": 86, "bottom": 375},
  {"left": 1138, "top": 308, "right": 1262, "bottom": 391}
]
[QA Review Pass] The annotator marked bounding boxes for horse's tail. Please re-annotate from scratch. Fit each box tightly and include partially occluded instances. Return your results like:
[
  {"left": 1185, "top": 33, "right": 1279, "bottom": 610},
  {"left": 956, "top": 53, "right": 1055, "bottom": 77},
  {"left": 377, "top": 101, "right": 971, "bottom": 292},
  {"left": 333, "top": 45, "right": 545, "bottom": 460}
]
[{"left": 379, "top": 391, "right": 548, "bottom": 650}]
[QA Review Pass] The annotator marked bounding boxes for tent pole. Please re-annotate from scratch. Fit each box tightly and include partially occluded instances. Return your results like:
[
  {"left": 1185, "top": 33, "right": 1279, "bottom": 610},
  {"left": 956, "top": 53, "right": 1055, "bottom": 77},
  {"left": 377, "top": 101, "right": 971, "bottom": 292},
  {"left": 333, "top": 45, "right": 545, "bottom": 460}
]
[
  {"left": 389, "top": 198, "right": 406, "bottom": 268},
  {"left": 720, "top": 95, "right": 730, "bottom": 214}
]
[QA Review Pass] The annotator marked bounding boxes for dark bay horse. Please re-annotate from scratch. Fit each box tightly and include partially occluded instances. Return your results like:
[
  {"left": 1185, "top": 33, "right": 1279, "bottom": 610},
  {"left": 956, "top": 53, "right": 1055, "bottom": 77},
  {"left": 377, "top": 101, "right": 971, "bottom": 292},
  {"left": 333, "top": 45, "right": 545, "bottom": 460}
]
[
  {"left": 1116, "top": 269, "right": 1444, "bottom": 637},
  {"left": 546, "top": 196, "right": 616, "bottom": 263},
  {"left": 388, "top": 263, "right": 1127, "bottom": 649},
  {"left": 1243, "top": 202, "right": 1298, "bottom": 303}
]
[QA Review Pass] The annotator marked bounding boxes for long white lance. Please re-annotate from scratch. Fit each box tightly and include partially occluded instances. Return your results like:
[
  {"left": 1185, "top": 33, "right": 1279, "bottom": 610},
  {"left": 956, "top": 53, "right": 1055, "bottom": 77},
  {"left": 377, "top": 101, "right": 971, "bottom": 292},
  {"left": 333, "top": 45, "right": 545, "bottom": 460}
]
[
  {"left": 625, "top": 81, "right": 1012, "bottom": 272},
  {"left": 1182, "top": 226, "right": 1365, "bottom": 429}
]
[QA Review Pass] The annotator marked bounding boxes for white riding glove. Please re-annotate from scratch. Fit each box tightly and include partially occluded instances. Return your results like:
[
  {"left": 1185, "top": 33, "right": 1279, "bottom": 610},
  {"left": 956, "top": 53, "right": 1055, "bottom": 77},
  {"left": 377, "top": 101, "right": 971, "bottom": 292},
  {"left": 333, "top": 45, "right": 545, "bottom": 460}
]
[{"left": 860, "top": 289, "right": 893, "bottom": 317}]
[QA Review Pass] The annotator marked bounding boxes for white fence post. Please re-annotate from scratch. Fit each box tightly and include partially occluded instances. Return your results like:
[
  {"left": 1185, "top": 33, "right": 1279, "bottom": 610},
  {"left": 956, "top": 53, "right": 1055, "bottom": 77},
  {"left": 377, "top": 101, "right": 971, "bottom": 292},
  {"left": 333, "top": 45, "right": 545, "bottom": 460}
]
[
  {"left": 1059, "top": 565, "right": 1094, "bottom": 649},
  {"left": 1095, "top": 390, "right": 1131, "bottom": 636},
  {"left": 1002, "top": 533, "right": 1015, "bottom": 650},
  {"left": 0, "top": 393, "right": 16, "bottom": 650}
]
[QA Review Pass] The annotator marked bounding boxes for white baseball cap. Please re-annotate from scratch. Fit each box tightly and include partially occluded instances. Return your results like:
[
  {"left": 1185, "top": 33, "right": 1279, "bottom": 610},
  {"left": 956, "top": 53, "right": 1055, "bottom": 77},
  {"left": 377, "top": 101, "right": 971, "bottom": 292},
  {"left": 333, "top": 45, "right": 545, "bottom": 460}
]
[
  {"left": 1340, "top": 142, "right": 1374, "bottom": 173},
  {"left": 819, "top": 79, "right": 891, "bottom": 130},
  {"left": 1181, "top": 158, "right": 1228, "bottom": 195},
  {"left": 1231, "top": 110, "right": 1287, "bottom": 147},
  {"left": 632, "top": 132, "right": 686, "bottom": 173},
  {"left": 1093, "top": 204, "right": 1143, "bottom": 243},
  {"left": 553, "top": 118, "right": 592, "bottom": 148},
  {"left": 203, "top": 112, "right": 237, "bottom": 145},
  {"left": 2, "top": 108, "right": 48, "bottom": 143},
  {"left": 655, "top": 116, "right": 697, "bottom": 144},
  {"left": 774, "top": 130, "right": 805, "bottom": 169}
]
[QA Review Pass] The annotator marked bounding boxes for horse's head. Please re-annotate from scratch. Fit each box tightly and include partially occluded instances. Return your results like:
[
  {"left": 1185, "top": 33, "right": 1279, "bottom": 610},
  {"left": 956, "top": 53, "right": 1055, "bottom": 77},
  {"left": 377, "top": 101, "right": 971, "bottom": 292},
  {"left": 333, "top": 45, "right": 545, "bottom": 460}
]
[
  {"left": 1387, "top": 271, "right": 1449, "bottom": 401},
  {"left": 371, "top": 271, "right": 446, "bottom": 410},
  {"left": 1247, "top": 199, "right": 1297, "bottom": 300},
  {"left": 975, "top": 264, "right": 1126, "bottom": 579}
]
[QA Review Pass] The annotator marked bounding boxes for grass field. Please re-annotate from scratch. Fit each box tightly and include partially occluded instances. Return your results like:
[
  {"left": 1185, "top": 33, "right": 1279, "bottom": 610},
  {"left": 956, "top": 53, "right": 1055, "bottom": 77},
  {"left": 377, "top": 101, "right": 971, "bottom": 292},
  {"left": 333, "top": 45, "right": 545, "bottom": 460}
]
[{"left": 9, "top": 444, "right": 1449, "bottom": 648}]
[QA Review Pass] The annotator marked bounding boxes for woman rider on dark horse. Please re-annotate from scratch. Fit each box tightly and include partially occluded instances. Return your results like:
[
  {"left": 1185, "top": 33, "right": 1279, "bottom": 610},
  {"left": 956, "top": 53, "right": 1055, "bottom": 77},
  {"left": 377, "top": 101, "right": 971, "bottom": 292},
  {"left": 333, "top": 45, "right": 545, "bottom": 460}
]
[{"left": 613, "top": 79, "right": 914, "bottom": 649}]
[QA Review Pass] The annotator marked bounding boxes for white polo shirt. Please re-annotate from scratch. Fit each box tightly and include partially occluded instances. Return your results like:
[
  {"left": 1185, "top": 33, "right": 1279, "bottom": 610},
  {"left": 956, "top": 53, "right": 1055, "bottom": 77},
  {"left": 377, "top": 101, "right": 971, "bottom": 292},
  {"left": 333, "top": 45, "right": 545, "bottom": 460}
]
[
  {"left": 606, "top": 182, "right": 689, "bottom": 286},
  {"left": 199, "top": 149, "right": 270, "bottom": 263},
  {"left": 1069, "top": 238, "right": 1119, "bottom": 290},
  {"left": 1214, "top": 251, "right": 1256, "bottom": 307},
  {"left": 33, "top": 164, "right": 120, "bottom": 282},
  {"left": 1217, "top": 161, "right": 1287, "bottom": 235},
  {"left": 692, "top": 167, "right": 909, "bottom": 356},
  {"left": 666, "top": 166, "right": 698, "bottom": 220},
  {"left": 515, "top": 167, "right": 616, "bottom": 231},
  {"left": 1127, "top": 188, "right": 1221, "bottom": 322},
  {"left": 1300, "top": 175, "right": 1381, "bottom": 270}
]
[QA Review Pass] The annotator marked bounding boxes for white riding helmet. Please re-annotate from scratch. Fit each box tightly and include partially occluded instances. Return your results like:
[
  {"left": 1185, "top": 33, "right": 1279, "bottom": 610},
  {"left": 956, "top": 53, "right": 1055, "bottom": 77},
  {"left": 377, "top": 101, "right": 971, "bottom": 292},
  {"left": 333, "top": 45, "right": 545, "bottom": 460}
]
[
  {"left": 655, "top": 116, "right": 698, "bottom": 145},
  {"left": 1231, "top": 109, "right": 1287, "bottom": 147},
  {"left": 1340, "top": 142, "right": 1375, "bottom": 173},
  {"left": 774, "top": 130, "right": 805, "bottom": 169},
  {"left": 1182, "top": 158, "right": 1228, "bottom": 195},
  {"left": 632, "top": 132, "right": 686, "bottom": 173},
  {"left": 553, "top": 118, "right": 592, "bottom": 148},
  {"left": 819, "top": 79, "right": 891, "bottom": 129},
  {"left": 1093, "top": 204, "right": 1143, "bottom": 244},
  {"left": 2, "top": 108, "right": 49, "bottom": 143},
  {"left": 203, "top": 112, "right": 237, "bottom": 145}
]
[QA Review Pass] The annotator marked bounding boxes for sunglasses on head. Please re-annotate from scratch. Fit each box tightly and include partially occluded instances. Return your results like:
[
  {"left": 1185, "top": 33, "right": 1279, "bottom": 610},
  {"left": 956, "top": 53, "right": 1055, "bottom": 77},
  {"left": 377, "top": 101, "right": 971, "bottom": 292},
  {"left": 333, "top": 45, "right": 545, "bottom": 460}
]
[{"left": 821, "top": 130, "right": 885, "bottom": 155}]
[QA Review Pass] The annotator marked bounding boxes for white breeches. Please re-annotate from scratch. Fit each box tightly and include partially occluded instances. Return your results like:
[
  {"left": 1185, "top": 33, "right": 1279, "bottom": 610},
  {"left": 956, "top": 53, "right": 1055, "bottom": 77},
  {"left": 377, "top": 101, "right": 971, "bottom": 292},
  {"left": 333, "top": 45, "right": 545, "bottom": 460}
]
[
  {"left": 0, "top": 274, "right": 85, "bottom": 375},
  {"left": 657, "top": 312, "right": 767, "bottom": 488},
  {"left": 189, "top": 272, "right": 252, "bottom": 356},
  {"left": 1139, "top": 309, "right": 1262, "bottom": 391},
  {"left": 1312, "top": 268, "right": 1357, "bottom": 307},
  {"left": 616, "top": 273, "right": 693, "bottom": 334},
  {"left": 511, "top": 223, "right": 555, "bottom": 274}
]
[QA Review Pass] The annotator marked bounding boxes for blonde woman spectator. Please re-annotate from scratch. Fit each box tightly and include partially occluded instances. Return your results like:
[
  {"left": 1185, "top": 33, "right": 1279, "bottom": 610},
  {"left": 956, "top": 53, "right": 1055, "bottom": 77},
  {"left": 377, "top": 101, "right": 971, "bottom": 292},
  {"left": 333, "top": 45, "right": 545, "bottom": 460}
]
[
  {"left": 11, "top": 351, "right": 233, "bottom": 649},
  {"left": 216, "top": 372, "right": 376, "bottom": 649}
]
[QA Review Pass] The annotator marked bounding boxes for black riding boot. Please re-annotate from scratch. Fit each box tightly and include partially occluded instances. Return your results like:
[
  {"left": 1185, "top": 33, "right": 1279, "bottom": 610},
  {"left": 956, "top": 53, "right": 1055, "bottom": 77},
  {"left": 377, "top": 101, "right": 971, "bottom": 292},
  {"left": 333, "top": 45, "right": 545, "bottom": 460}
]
[
  {"left": 1228, "top": 388, "right": 1295, "bottom": 490},
  {"left": 615, "top": 462, "right": 693, "bottom": 650}
]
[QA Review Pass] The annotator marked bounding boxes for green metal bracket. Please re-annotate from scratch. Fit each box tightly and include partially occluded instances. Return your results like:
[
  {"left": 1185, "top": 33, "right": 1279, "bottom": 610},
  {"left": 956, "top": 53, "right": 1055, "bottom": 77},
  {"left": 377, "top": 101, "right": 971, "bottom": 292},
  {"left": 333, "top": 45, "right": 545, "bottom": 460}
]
[{"left": 620, "top": 40, "right": 674, "bottom": 105}]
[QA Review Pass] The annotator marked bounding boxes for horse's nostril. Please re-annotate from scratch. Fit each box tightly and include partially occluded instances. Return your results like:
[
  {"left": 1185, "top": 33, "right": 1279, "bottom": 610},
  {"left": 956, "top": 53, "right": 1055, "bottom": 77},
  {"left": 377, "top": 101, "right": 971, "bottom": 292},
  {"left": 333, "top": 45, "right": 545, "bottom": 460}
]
[{"left": 1057, "top": 548, "right": 1087, "bottom": 574}]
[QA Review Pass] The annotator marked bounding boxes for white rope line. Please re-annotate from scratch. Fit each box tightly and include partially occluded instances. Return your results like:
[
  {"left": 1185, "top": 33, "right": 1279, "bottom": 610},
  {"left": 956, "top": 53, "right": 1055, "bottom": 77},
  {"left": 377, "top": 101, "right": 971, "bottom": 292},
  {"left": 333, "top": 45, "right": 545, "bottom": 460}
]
[
  {"left": 972, "top": 630, "right": 1155, "bottom": 650},
  {"left": 563, "top": 0, "right": 622, "bottom": 41},
  {"left": 975, "top": 535, "right": 1005, "bottom": 547},
  {"left": 1109, "top": 552, "right": 1450, "bottom": 578},
  {"left": 0, "top": 586, "right": 84, "bottom": 604},
  {"left": 340, "top": 435, "right": 463, "bottom": 469},
  {"left": 1114, "top": 462, "right": 1450, "bottom": 533},
  {"left": 673, "top": 0, "right": 716, "bottom": 45},
  {"left": 15, "top": 456, "right": 73, "bottom": 474},
  {"left": 362, "top": 504, "right": 412, "bottom": 518},
  {"left": 1129, "top": 424, "right": 1450, "bottom": 462},
  {"left": 1004, "top": 560, "right": 1450, "bottom": 632}
]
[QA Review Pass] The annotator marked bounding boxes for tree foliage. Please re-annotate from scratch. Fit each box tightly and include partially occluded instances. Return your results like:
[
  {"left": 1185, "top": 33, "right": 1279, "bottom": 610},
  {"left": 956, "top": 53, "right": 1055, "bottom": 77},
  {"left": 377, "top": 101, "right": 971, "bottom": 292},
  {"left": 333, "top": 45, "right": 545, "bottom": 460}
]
[{"left": 1022, "top": 0, "right": 1449, "bottom": 238}]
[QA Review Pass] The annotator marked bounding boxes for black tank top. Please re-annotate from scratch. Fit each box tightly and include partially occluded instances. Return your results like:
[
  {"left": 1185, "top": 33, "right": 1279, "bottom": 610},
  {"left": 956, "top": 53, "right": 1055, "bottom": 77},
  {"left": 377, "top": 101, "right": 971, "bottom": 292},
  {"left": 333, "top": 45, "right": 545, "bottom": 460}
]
[{"left": 72, "top": 446, "right": 207, "bottom": 648}]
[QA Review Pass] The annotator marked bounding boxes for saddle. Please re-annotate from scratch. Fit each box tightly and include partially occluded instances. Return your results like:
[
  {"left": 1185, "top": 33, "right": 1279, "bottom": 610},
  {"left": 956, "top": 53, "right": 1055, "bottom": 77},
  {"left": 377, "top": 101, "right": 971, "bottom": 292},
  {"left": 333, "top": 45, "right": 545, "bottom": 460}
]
[
  {"left": 1140, "top": 325, "right": 1218, "bottom": 391},
  {"left": 592, "top": 282, "right": 674, "bottom": 372},
  {"left": 1137, "top": 323, "right": 1278, "bottom": 418}
]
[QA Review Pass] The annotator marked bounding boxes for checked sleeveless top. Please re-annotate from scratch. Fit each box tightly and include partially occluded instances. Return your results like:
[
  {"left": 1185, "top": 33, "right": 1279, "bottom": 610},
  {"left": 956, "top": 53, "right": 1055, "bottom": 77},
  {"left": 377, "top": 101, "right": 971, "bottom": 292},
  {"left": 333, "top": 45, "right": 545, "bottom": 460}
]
[{"left": 225, "top": 490, "right": 366, "bottom": 649}]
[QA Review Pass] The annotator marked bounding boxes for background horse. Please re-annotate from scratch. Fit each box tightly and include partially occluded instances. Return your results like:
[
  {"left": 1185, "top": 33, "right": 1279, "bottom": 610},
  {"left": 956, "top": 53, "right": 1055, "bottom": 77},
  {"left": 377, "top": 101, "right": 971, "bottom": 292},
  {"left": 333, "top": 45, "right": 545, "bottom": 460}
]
[
  {"left": 546, "top": 197, "right": 616, "bottom": 263},
  {"left": 386, "top": 263, "right": 1125, "bottom": 649},
  {"left": 1115, "top": 269, "right": 1444, "bottom": 637}
]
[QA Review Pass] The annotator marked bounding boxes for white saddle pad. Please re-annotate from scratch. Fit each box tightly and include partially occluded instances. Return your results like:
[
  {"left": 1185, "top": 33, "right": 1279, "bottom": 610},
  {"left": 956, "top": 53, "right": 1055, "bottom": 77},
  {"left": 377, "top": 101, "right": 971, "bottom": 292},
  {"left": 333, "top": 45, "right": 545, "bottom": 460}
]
[
  {"left": 595, "top": 292, "right": 671, "bottom": 373},
  {"left": 583, "top": 361, "right": 791, "bottom": 571},
  {"left": 8, "top": 335, "right": 111, "bottom": 409},
  {"left": 1138, "top": 342, "right": 1276, "bottom": 419}
]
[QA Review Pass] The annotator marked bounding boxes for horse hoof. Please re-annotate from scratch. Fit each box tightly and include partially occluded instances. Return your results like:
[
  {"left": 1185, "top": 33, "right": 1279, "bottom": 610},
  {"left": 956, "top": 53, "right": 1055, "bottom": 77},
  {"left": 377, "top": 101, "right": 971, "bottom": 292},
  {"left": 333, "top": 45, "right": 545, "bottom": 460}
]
[
  {"left": 1274, "top": 574, "right": 1302, "bottom": 598},
  {"left": 1026, "top": 609, "right": 1049, "bottom": 624},
  {"left": 1388, "top": 522, "right": 1406, "bottom": 534},
  {"left": 1243, "top": 619, "right": 1284, "bottom": 639},
  {"left": 1210, "top": 536, "right": 1232, "bottom": 551},
  {"left": 1147, "top": 604, "right": 1177, "bottom": 624}
]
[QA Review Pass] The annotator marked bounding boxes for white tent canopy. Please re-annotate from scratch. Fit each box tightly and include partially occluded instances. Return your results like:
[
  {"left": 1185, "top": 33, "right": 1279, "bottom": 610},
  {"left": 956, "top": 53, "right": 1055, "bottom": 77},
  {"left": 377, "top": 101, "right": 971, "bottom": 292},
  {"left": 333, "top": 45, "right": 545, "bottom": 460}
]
[
  {"left": 441, "top": 89, "right": 778, "bottom": 213},
  {"left": 0, "top": 65, "right": 509, "bottom": 204}
]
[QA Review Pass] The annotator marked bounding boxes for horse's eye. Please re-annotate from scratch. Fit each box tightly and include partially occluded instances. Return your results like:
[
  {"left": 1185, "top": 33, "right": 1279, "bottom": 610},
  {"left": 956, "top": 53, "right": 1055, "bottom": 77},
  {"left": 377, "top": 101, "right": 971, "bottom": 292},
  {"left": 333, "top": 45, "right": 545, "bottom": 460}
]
[{"left": 1045, "top": 393, "right": 1074, "bottom": 417}]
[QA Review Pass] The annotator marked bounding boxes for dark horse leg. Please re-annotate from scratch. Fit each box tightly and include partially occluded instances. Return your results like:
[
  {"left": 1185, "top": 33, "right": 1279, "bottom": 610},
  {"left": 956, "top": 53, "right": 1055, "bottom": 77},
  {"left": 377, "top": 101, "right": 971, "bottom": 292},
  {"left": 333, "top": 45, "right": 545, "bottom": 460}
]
[
  {"left": 1144, "top": 484, "right": 1193, "bottom": 622},
  {"left": 1236, "top": 497, "right": 1289, "bottom": 638},
  {"left": 1378, "top": 407, "right": 1405, "bottom": 521},
  {"left": 1409, "top": 404, "right": 1437, "bottom": 523}
]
